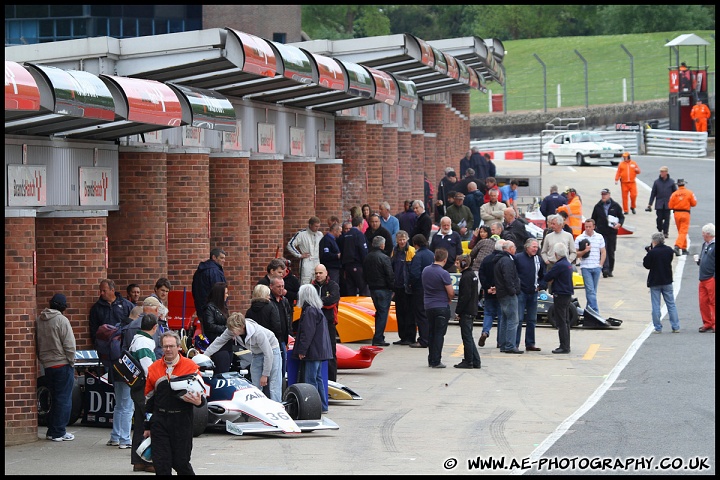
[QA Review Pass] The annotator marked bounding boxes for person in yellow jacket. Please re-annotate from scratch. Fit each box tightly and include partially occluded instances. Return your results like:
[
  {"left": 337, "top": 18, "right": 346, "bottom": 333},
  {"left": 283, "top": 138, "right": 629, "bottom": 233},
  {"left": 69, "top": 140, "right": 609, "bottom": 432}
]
[
  {"left": 556, "top": 188, "right": 583, "bottom": 239},
  {"left": 614, "top": 152, "right": 641, "bottom": 214},
  {"left": 690, "top": 100, "right": 711, "bottom": 133},
  {"left": 667, "top": 179, "right": 697, "bottom": 256}
]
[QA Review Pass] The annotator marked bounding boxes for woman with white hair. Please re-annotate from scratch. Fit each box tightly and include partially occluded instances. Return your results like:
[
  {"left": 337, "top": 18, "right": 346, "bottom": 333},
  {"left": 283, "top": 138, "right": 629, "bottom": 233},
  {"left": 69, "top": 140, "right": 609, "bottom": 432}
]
[{"left": 293, "top": 284, "right": 333, "bottom": 414}]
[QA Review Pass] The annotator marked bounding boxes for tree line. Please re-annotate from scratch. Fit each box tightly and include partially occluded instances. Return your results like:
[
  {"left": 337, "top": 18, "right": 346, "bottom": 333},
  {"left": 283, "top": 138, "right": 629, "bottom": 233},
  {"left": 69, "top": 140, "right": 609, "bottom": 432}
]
[{"left": 302, "top": 5, "right": 715, "bottom": 41}]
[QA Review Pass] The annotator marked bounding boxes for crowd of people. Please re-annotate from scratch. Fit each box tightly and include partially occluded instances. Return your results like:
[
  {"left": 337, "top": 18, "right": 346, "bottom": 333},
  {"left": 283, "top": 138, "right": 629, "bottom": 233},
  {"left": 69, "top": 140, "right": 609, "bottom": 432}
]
[{"left": 37, "top": 153, "right": 714, "bottom": 474}]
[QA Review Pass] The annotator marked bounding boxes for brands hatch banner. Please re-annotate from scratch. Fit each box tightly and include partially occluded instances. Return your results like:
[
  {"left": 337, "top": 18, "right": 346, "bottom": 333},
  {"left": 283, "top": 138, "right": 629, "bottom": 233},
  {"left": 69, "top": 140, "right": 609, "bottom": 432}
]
[
  {"left": 79, "top": 167, "right": 112, "bottom": 206},
  {"left": 7, "top": 164, "right": 47, "bottom": 206}
]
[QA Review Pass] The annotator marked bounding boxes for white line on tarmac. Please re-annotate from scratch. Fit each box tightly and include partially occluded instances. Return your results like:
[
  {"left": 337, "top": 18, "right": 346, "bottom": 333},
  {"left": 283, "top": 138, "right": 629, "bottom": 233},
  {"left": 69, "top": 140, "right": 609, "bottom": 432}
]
[{"left": 511, "top": 239, "right": 689, "bottom": 475}]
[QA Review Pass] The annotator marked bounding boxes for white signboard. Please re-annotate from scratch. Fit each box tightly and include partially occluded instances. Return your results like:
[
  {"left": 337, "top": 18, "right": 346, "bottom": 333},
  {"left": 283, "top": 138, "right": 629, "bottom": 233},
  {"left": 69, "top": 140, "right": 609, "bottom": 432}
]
[
  {"left": 7, "top": 164, "right": 47, "bottom": 206},
  {"left": 142, "top": 130, "right": 163, "bottom": 144},
  {"left": 79, "top": 167, "right": 112, "bottom": 206},
  {"left": 290, "top": 127, "right": 306, "bottom": 156},
  {"left": 257, "top": 123, "right": 276, "bottom": 153},
  {"left": 223, "top": 120, "right": 243, "bottom": 151},
  {"left": 182, "top": 126, "right": 203, "bottom": 147},
  {"left": 318, "top": 131, "right": 332, "bottom": 159}
]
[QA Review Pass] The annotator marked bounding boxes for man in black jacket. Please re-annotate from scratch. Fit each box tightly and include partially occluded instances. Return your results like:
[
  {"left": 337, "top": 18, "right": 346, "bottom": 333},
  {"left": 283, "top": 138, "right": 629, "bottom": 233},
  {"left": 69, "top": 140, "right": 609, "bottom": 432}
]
[
  {"left": 646, "top": 166, "right": 678, "bottom": 239},
  {"left": 411, "top": 200, "right": 433, "bottom": 241},
  {"left": 454, "top": 255, "right": 481, "bottom": 369},
  {"left": 493, "top": 240, "right": 523, "bottom": 354},
  {"left": 365, "top": 213, "right": 393, "bottom": 256},
  {"left": 591, "top": 189, "right": 625, "bottom": 278},
  {"left": 642, "top": 232, "right": 680, "bottom": 333},
  {"left": 363, "top": 236, "right": 394, "bottom": 346},
  {"left": 339, "top": 216, "right": 369, "bottom": 296},
  {"left": 541, "top": 243, "right": 575, "bottom": 354},
  {"left": 319, "top": 223, "right": 343, "bottom": 285},
  {"left": 502, "top": 207, "right": 531, "bottom": 251},
  {"left": 311, "top": 264, "right": 341, "bottom": 380}
]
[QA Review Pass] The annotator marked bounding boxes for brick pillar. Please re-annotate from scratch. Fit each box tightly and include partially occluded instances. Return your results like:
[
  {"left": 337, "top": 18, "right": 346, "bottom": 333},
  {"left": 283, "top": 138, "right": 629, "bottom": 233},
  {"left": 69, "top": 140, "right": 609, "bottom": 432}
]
[
  {"left": 397, "top": 130, "right": 413, "bottom": 210},
  {"left": 108, "top": 148, "right": 168, "bottom": 296},
  {"left": 5, "top": 217, "right": 38, "bottom": 445},
  {"left": 283, "top": 159, "right": 316, "bottom": 278},
  {"left": 366, "top": 121, "right": 383, "bottom": 209},
  {"left": 424, "top": 134, "right": 438, "bottom": 221},
  {"left": 452, "top": 91, "right": 471, "bottom": 118},
  {"left": 424, "top": 102, "right": 450, "bottom": 182},
  {"left": 336, "top": 118, "right": 367, "bottom": 215},
  {"left": 382, "top": 124, "right": 399, "bottom": 213},
  {"left": 167, "top": 150, "right": 210, "bottom": 293},
  {"left": 249, "top": 156, "right": 284, "bottom": 283},
  {"left": 411, "top": 132, "right": 426, "bottom": 203},
  {"left": 210, "top": 153, "right": 250, "bottom": 312},
  {"left": 36, "top": 217, "right": 108, "bottom": 348},
  {"left": 315, "top": 159, "right": 343, "bottom": 226}
]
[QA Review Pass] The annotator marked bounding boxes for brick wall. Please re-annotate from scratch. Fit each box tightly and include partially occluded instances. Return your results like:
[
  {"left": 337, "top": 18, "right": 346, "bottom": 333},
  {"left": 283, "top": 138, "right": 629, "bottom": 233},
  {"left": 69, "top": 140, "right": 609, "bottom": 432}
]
[
  {"left": 201, "top": 5, "right": 303, "bottom": 42},
  {"left": 282, "top": 159, "right": 317, "bottom": 278},
  {"left": 108, "top": 149, "right": 168, "bottom": 297},
  {"left": 336, "top": 118, "right": 368, "bottom": 215},
  {"left": 381, "top": 125, "right": 399, "bottom": 213},
  {"left": 410, "top": 132, "right": 426, "bottom": 203},
  {"left": 249, "top": 157, "right": 284, "bottom": 285},
  {"left": 423, "top": 103, "right": 450, "bottom": 183},
  {"left": 397, "top": 130, "right": 413, "bottom": 208},
  {"left": 5, "top": 217, "right": 38, "bottom": 445},
  {"left": 365, "top": 122, "right": 383, "bottom": 209},
  {"left": 315, "top": 160, "right": 344, "bottom": 226},
  {"left": 210, "top": 153, "right": 250, "bottom": 312},
  {"left": 452, "top": 91, "right": 471, "bottom": 118},
  {"left": 36, "top": 217, "right": 108, "bottom": 349},
  {"left": 167, "top": 151, "right": 210, "bottom": 293}
]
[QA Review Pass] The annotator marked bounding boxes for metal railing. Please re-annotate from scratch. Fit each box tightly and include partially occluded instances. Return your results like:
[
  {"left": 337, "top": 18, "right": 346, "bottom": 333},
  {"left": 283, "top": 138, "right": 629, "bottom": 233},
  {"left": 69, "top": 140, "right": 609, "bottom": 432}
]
[{"left": 644, "top": 129, "right": 708, "bottom": 158}]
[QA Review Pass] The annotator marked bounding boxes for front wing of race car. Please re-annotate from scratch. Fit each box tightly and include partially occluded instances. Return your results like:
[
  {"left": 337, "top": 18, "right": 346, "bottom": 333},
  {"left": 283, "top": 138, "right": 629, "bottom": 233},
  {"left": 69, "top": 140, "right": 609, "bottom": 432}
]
[{"left": 225, "top": 417, "right": 339, "bottom": 436}]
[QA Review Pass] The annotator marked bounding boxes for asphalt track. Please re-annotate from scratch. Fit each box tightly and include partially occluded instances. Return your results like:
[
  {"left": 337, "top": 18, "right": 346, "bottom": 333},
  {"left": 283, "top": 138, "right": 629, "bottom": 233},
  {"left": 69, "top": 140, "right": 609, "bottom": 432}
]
[{"left": 4, "top": 155, "right": 715, "bottom": 475}]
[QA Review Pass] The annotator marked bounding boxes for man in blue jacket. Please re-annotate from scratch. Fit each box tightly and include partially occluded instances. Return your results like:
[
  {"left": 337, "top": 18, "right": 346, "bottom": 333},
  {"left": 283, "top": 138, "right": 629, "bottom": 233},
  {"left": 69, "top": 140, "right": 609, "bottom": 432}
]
[
  {"left": 408, "top": 234, "right": 435, "bottom": 348},
  {"left": 338, "top": 216, "right": 369, "bottom": 296},
  {"left": 646, "top": 166, "right": 677, "bottom": 239},
  {"left": 541, "top": 243, "right": 575, "bottom": 354},
  {"left": 642, "top": 232, "right": 680, "bottom": 333},
  {"left": 514, "top": 238, "right": 546, "bottom": 351},
  {"left": 191, "top": 247, "right": 227, "bottom": 316}
]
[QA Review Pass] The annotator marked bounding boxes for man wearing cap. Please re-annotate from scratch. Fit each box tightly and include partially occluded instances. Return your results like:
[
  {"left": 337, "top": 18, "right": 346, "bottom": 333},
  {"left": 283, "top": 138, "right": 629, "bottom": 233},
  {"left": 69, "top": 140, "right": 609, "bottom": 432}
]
[
  {"left": 446, "top": 191, "right": 474, "bottom": 240},
  {"left": 36, "top": 293, "right": 76, "bottom": 442},
  {"left": 435, "top": 167, "right": 458, "bottom": 223},
  {"left": 614, "top": 152, "right": 641, "bottom": 214},
  {"left": 668, "top": 179, "right": 697, "bottom": 256},
  {"left": 556, "top": 188, "right": 583, "bottom": 238},
  {"left": 591, "top": 189, "right": 625, "bottom": 278},
  {"left": 647, "top": 166, "right": 678, "bottom": 239}
]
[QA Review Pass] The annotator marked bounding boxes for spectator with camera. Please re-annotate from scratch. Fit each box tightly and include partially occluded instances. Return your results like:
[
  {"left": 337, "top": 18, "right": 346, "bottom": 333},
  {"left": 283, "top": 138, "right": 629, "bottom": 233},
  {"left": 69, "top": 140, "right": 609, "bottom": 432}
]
[{"left": 642, "top": 232, "right": 680, "bottom": 333}]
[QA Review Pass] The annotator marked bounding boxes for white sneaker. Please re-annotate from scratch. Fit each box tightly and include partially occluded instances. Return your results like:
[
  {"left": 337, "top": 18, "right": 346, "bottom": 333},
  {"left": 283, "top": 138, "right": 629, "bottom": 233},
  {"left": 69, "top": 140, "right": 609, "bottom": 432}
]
[
  {"left": 51, "top": 433, "right": 75, "bottom": 442},
  {"left": 118, "top": 444, "right": 132, "bottom": 449}
]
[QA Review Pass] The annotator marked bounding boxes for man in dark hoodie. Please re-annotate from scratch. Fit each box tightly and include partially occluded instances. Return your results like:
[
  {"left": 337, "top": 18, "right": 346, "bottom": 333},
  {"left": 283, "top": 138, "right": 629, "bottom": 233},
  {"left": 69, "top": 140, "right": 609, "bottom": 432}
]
[
  {"left": 191, "top": 247, "right": 227, "bottom": 316},
  {"left": 36, "top": 293, "right": 76, "bottom": 442}
]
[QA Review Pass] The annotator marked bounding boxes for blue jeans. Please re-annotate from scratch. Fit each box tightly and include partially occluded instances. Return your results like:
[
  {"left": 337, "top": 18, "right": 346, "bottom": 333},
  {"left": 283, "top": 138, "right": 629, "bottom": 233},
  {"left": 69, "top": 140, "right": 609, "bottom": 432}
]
[
  {"left": 581, "top": 267, "right": 602, "bottom": 314},
  {"left": 498, "top": 295, "right": 520, "bottom": 352},
  {"left": 303, "top": 360, "right": 329, "bottom": 412},
  {"left": 426, "top": 306, "right": 450, "bottom": 366},
  {"left": 45, "top": 364, "right": 75, "bottom": 439},
  {"left": 111, "top": 380, "right": 133, "bottom": 445},
  {"left": 516, "top": 291, "right": 539, "bottom": 347},
  {"left": 370, "top": 289, "right": 393, "bottom": 344},
  {"left": 459, "top": 313, "right": 481, "bottom": 366},
  {"left": 650, "top": 284, "right": 680, "bottom": 331},
  {"left": 250, "top": 347, "right": 283, "bottom": 402},
  {"left": 481, "top": 296, "right": 500, "bottom": 336}
]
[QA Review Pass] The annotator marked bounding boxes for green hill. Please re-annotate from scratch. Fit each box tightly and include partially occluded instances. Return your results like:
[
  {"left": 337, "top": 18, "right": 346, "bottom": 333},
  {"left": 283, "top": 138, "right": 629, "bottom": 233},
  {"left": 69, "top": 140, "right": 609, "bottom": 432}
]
[{"left": 470, "top": 30, "right": 715, "bottom": 114}]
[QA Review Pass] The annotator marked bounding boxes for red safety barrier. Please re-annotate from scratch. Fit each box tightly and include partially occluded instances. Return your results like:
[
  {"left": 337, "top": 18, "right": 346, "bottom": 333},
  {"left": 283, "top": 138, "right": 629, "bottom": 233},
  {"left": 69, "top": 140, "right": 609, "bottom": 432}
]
[{"left": 505, "top": 151, "right": 524, "bottom": 160}]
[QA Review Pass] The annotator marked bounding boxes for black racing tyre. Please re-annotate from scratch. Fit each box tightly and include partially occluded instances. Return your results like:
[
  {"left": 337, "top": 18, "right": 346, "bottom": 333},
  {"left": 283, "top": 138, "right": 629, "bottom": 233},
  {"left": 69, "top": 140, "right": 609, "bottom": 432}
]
[
  {"left": 37, "top": 376, "right": 82, "bottom": 426},
  {"left": 192, "top": 404, "right": 208, "bottom": 437},
  {"left": 548, "top": 153, "right": 557, "bottom": 166},
  {"left": 283, "top": 383, "right": 322, "bottom": 420}
]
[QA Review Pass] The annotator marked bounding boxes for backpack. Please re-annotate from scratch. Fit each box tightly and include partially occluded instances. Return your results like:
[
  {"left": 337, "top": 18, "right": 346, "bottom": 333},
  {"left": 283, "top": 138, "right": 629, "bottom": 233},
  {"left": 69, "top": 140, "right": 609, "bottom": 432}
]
[
  {"left": 112, "top": 347, "right": 146, "bottom": 389},
  {"left": 95, "top": 322, "right": 128, "bottom": 364}
]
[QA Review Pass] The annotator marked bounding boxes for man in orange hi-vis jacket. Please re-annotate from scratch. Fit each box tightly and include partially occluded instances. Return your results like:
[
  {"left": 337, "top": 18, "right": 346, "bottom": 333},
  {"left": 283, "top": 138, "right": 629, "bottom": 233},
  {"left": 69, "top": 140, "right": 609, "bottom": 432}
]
[
  {"left": 667, "top": 178, "right": 697, "bottom": 256},
  {"left": 556, "top": 188, "right": 583, "bottom": 239},
  {"left": 615, "top": 152, "right": 641, "bottom": 214},
  {"left": 690, "top": 100, "right": 711, "bottom": 133}
]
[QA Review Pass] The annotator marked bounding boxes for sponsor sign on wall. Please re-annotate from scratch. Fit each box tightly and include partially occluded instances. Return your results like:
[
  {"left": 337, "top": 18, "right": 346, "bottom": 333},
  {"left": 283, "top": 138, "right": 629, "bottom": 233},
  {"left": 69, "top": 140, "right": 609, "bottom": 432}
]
[
  {"left": 257, "top": 123, "right": 276, "bottom": 153},
  {"left": 318, "top": 131, "right": 332, "bottom": 159},
  {"left": 7, "top": 164, "right": 46, "bottom": 206},
  {"left": 223, "top": 120, "right": 243, "bottom": 151},
  {"left": 182, "top": 125, "right": 203, "bottom": 147},
  {"left": 79, "top": 167, "right": 112, "bottom": 206},
  {"left": 290, "top": 127, "right": 305, "bottom": 156}
]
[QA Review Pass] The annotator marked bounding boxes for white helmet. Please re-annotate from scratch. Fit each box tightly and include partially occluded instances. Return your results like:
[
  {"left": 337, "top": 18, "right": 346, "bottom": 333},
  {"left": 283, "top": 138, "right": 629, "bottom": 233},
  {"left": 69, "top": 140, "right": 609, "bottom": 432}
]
[
  {"left": 137, "top": 437, "right": 152, "bottom": 463},
  {"left": 169, "top": 374, "right": 205, "bottom": 397},
  {"left": 192, "top": 353, "right": 215, "bottom": 377}
]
